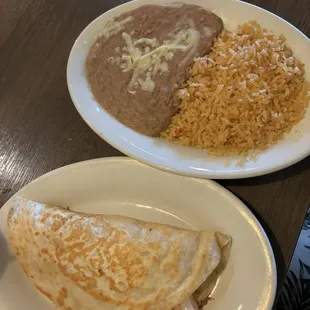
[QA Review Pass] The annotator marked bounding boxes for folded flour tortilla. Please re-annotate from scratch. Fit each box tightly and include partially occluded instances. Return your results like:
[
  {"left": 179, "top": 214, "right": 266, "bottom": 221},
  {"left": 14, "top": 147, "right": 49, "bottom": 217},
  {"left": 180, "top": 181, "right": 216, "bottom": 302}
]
[{"left": 8, "top": 197, "right": 231, "bottom": 310}]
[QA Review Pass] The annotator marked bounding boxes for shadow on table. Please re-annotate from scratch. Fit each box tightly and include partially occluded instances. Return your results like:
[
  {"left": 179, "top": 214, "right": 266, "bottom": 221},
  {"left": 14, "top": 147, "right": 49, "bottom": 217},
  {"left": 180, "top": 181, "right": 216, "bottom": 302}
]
[
  {"left": 253, "top": 211, "right": 286, "bottom": 304},
  {"left": 222, "top": 155, "right": 310, "bottom": 187}
]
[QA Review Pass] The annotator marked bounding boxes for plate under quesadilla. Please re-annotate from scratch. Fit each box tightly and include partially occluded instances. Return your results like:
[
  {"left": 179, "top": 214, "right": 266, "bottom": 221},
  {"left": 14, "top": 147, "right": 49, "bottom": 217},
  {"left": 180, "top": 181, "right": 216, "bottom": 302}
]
[{"left": 7, "top": 197, "right": 231, "bottom": 310}]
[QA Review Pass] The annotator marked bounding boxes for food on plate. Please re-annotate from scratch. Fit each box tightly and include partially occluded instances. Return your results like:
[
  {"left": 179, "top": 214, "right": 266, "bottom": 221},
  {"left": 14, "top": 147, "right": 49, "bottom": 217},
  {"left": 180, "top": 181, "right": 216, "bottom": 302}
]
[
  {"left": 86, "top": 1, "right": 309, "bottom": 157},
  {"left": 8, "top": 197, "right": 231, "bottom": 310},
  {"left": 86, "top": 4, "right": 223, "bottom": 136},
  {"left": 161, "top": 21, "right": 310, "bottom": 155}
]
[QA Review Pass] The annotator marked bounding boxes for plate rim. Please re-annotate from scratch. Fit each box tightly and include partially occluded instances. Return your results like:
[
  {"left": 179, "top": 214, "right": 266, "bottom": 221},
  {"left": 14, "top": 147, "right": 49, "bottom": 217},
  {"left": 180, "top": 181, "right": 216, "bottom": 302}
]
[
  {"left": 67, "top": 0, "right": 310, "bottom": 180},
  {"left": 0, "top": 157, "right": 277, "bottom": 309}
]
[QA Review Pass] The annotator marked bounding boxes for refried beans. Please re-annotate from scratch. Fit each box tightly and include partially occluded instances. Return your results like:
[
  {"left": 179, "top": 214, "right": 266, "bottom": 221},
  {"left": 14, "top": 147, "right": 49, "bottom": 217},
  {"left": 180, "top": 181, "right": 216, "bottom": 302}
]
[{"left": 86, "top": 3, "right": 223, "bottom": 136}]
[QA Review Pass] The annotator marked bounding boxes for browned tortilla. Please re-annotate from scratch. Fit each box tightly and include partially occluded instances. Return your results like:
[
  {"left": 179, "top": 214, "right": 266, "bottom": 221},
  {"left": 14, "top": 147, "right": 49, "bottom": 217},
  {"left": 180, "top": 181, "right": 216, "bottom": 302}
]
[
  {"left": 8, "top": 197, "right": 231, "bottom": 310},
  {"left": 86, "top": 4, "right": 223, "bottom": 136}
]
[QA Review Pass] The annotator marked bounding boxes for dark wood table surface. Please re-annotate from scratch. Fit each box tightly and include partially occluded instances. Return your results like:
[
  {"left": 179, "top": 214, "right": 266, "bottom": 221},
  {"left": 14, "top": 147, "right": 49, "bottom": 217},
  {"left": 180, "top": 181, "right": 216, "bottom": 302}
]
[{"left": 0, "top": 0, "right": 309, "bottom": 306}]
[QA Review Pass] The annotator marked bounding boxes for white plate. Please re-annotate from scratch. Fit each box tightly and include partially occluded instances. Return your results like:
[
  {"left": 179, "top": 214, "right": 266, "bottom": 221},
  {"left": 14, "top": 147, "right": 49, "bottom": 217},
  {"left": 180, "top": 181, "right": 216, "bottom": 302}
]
[
  {"left": 67, "top": 0, "right": 310, "bottom": 179},
  {"left": 0, "top": 158, "right": 276, "bottom": 309}
]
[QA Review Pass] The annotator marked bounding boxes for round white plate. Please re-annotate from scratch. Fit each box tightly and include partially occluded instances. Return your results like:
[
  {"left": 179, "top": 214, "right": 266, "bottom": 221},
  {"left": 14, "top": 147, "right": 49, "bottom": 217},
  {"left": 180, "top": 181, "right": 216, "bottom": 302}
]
[
  {"left": 0, "top": 158, "right": 276, "bottom": 309},
  {"left": 67, "top": 0, "right": 310, "bottom": 179}
]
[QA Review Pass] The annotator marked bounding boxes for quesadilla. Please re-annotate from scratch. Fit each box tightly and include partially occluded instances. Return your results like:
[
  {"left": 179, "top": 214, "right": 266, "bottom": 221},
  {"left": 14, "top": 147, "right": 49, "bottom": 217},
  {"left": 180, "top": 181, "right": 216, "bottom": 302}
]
[{"left": 8, "top": 197, "right": 231, "bottom": 310}]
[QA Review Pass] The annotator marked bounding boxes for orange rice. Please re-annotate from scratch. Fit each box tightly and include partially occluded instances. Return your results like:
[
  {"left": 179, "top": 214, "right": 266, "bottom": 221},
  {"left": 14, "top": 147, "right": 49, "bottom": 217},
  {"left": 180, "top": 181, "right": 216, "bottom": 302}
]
[{"left": 161, "top": 21, "right": 309, "bottom": 156}]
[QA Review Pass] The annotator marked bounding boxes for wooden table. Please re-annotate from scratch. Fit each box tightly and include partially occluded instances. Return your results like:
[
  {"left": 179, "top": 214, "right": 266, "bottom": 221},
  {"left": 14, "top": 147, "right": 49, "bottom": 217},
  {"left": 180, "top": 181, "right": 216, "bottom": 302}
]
[{"left": 0, "top": 0, "right": 309, "bottom": 306}]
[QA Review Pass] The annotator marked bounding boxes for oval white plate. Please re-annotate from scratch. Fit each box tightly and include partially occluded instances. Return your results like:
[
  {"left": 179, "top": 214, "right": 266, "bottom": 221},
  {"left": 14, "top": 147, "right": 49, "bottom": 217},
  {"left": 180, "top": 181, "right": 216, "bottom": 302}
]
[
  {"left": 0, "top": 158, "right": 276, "bottom": 309},
  {"left": 67, "top": 0, "right": 310, "bottom": 179}
]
